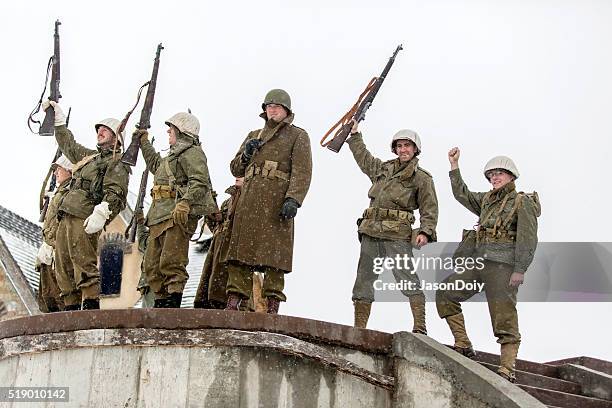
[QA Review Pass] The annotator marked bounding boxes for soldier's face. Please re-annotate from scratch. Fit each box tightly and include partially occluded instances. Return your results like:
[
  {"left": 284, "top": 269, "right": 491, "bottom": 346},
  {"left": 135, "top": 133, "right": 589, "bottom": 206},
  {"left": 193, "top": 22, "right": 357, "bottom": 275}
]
[
  {"left": 167, "top": 126, "right": 178, "bottom": 146},
  {"left": 394, "top": 140, "right": 417, "bottom": 162},
  {"left": 54, "top": 166, "right": 72, "bottom": 185},
  {"left": 97, "top": 125, "right": 116, "bottom": 147},
  {"left": 488, "top": 170, "right": 514, "bottom": 189},
  {"left": 265, "top": 104, "right": 288, "bottom": 122}
]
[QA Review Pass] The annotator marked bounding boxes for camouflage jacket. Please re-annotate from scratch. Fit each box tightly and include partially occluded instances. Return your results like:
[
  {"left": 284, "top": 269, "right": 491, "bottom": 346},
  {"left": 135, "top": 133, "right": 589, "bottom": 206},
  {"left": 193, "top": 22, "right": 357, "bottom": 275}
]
[
  {"left": 450, "top": 168, "right": 540, "bottom": 273},
  {"left": 55, "top": 125, "right": 130, "bottom": 220},
  {"left": 42, "top": 179, "right": 70, "bottom": 247},
  {"left": 140, "top": 135, "right": 218, "bottom": 226},
  {"left": 347, "top": 133, "right": 438, "bottom": 242}
]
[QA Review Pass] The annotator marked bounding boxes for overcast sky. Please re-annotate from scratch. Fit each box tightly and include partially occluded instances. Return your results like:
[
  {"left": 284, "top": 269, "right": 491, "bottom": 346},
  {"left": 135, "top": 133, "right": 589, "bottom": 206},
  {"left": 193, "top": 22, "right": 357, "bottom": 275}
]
[{"left": 2, "top": 1, "right": 611, "bottom": 362}]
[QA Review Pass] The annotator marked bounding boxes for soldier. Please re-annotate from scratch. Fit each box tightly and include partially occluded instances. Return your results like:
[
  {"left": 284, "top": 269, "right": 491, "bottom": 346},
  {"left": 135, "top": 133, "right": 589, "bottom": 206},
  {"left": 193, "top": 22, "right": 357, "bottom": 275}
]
[
  {"left": 436, "top": 148, "right": 540, "bottom": 382},
  {"left": 35, "top": 155, "right": 73, "bottom": 312},
  {"left": 43, "top": 100, "right": 130, "bottom": 310},
  {"left": 347, "top": 120, "right": 438, "bottom": 333},
  {"left": 223, "top": 89, "right": 312, "bottom": 314},
  {"left": 134, "top": 112, "right": 218, "bottom": 308},
  {"left": 194, "top": 177, "right": 243, "bottom": 309}
]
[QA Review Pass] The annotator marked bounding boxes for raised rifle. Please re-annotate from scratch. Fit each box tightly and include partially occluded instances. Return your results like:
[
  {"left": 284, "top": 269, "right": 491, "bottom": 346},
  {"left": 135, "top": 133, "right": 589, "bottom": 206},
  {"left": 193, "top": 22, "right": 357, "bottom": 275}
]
[
  {"left": 121, "top": 43, "right": 164, "bottom": 166},
  {"left": 28, "top": 20, "right": 62, "bottom": 136},
  {"left": 125, "top": 137, "right": 154, "bottom": 243},
  {"left": 321, "top": 44, "right": 403, "bottom": 153},
  {"left": 39, "top": 107, "right": 71, "bottom": 223}
]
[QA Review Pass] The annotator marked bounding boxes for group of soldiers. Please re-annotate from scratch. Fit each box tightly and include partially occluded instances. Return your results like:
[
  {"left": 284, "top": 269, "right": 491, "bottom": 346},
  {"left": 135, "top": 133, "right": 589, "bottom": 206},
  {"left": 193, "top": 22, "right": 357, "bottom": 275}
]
[{"left": 33, "top": 88, "right": 540, "bottom": 383}]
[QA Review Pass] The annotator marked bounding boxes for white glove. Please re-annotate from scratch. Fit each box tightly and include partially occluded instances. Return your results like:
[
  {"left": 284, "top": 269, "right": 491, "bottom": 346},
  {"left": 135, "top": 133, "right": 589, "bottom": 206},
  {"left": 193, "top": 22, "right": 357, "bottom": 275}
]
[
  {"left": 41, "top": 100, "right": 67, "bottom": 126},
  {"left": 36, "top": 242, "right": 54, "bottom": 265},
  {"left": 44, "top": 190, "right": 55, "bottom": 199},
  {"left": 83, "top": 201, "right": 112, "bottom": 234}
]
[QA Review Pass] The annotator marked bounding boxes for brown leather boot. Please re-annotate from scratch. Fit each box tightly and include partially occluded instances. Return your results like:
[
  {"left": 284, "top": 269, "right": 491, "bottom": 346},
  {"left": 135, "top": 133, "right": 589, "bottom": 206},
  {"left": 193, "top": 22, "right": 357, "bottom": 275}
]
[
  {"left": 445, "top": 313, "right": 476, "bottom": 359},
  {"left": 353, "top": 301, "right": 372, "bottom": 328},
  {"left": 409, "top": 294, "right": 427, "bottom": 335},
  {"left": 225, "top": 293, "right": 242, "bottom": 311},
  {"left": 498, "top": 343, "right": 520, "bottom": 383},
  {"left": 266, "top": 297, "right": 280, "bottom": 314}
]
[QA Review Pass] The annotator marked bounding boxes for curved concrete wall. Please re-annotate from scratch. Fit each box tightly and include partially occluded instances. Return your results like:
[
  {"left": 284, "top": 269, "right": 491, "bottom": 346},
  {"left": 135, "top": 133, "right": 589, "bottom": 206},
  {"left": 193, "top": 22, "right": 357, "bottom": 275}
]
[{"left": 0, "top": 310, "right": 544, "bottom": 408}]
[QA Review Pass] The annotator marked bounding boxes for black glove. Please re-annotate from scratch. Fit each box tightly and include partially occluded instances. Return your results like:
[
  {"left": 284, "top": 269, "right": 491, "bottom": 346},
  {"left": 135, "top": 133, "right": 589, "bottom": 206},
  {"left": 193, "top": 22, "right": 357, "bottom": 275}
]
[
  {"left": 279, "top": 197, "right": 300, "bottom": 220},
  {"left": 242, "top": 139, "right": 262, "bottom": 161}
]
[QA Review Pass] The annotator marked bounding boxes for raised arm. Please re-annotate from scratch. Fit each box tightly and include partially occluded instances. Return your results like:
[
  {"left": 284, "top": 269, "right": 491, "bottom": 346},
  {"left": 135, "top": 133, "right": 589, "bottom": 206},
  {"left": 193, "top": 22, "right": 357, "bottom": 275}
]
[
  {"left": 55, "top": 125, "right": 96, "bottom": 164},
  {"left": 346, "top": 132, "right": 384, "bottom": 182}
]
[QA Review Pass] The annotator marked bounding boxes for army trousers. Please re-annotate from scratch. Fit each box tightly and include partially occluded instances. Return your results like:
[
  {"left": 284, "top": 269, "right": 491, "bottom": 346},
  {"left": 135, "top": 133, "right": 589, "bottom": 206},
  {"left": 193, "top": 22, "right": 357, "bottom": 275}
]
[
  {"left": 436, "top": 260, "right": 521, "bottom": 345},
  {"left": 352, "top": 235, "right": 422, "bottom": 303},
  {"left": 226, "top": 261, "right": 286, "bottom": 302},
  {"left": 54, "top": 214, "right": 101, "bottom": 306},
  {"left": 143, "top": 217, "right": 198, "bottom": 299},
  {"left": 36, "top": 263, "right": 63, "bottom": 312}
]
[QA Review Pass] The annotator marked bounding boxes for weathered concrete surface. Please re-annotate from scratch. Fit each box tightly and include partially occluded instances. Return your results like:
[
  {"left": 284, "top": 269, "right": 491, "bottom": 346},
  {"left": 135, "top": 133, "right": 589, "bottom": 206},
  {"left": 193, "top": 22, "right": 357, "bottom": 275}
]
[
  {"left": 0, "top": 311, "right": 552, "bottom": 407},
  {"left": 0, "top": 328, "right": 390, "bottom": 408},
  {"left": 559, "top": 363, "right": 612, "bottom": 401},
  {"left": 0, "top": 309, "right": 392, "bottom": 355},
  {"left": 392, "top": 332, "right": 546, "bottom": 408}
]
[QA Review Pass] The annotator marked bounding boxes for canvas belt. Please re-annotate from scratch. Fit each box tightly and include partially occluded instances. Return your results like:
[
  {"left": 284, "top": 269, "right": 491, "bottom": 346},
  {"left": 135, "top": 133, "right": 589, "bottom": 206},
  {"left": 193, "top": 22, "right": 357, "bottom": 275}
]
[
  {"left": 245, "top": 161, "right": 289, "bottom": 182},
  {"left": 363, "top": 207, "right": 414, "bottom": 223},
  {"left": 151, "top": 184, "right": 177, "bottom": 200},
  {"left": 477, "top": 228, "right": 516, "bottom": 242}
]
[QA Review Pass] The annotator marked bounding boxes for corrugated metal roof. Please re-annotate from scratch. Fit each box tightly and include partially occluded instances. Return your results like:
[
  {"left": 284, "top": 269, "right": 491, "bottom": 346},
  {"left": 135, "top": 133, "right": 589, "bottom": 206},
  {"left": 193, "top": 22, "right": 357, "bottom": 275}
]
[{"left": 0, "top": 205, "right": 42, "bottom": 291}]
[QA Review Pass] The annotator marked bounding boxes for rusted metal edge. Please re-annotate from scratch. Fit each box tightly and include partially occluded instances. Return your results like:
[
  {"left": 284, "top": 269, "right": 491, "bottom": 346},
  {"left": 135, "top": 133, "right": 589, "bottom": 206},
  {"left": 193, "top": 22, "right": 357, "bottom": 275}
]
[
  {"left": 0, "top": 328, "right": 395, "bottom": 391},
  {"left": 0, "top": 309, "right": 392, "bottom": 354}
]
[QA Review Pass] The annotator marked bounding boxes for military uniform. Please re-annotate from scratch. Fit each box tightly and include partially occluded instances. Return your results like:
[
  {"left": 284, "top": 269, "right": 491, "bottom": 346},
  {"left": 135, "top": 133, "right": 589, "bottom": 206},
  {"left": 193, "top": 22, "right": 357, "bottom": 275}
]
[
  {"left": 36, "top": 178, "right": 71, "bottom": 312},
  {"left": 436, "top": 168, "right": 540, "bottom": 380},
  {"left": 224, "top": 108, "right": 312, "bottom": 311},
  {"left": 194, "top": 185, "right": 240, "bottom": 309},
  {"left": 347, "top": 132, "right": 438, "bottom": 332},
  {"left": 140, "top": 124, "right": 218, "bottom": 308},
  {"left": 54, "top": 125, "right": 130, "bottom": 308}
]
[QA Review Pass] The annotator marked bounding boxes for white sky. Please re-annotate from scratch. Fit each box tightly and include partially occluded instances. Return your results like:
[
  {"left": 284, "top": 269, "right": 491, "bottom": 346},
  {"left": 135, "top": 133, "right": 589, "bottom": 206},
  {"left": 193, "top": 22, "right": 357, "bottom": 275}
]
[{"left": 2, "top": 1, "right": 611, "bottom": 362}]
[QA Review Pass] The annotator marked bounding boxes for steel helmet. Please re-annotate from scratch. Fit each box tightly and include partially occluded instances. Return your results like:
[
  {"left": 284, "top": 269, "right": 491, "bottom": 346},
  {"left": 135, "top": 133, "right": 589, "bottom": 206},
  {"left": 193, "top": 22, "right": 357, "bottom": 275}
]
[
  {"left": 483, "top": 155, "right": 520, "bottom": 180},
  {"left": 95, "top": 118, "right": 123, "bottom": 144},
  {"left": 391, "top": 129, "right": 421, "bottom": 153},
  {"left": 165, "top": 112, "right": 200, "bottom": 139},
  {"left": 261, "top": 89, "right": 291, "bottom": 112},
  {"left": 51, "top": 155, "right": 74, "bottom": 171}
]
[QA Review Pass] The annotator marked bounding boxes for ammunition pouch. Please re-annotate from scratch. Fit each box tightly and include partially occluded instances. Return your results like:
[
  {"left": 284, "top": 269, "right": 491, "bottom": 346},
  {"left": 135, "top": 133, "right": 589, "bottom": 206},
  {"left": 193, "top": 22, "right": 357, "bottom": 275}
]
[
  {"left": 477, "top": 228, "right": 516, "bottom": 244},
  {"left": 245, "top": 161, "right": 289, "bottom": 182},
  {"left": 362, "top": 207, "right": 415, "bottom": 224},
  {"left": 151, "top": 185, "right": 177, "bottom": 200}
]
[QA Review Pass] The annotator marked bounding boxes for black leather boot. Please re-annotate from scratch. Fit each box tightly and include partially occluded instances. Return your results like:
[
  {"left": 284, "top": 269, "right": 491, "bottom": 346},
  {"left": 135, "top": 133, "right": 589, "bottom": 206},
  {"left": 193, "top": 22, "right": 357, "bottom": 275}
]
[
  {"left": 64, "top": 304, "right": 81, "bottom": 311},
  {"left": 167, "top": 292, "right": 183, "bottom": 308}
]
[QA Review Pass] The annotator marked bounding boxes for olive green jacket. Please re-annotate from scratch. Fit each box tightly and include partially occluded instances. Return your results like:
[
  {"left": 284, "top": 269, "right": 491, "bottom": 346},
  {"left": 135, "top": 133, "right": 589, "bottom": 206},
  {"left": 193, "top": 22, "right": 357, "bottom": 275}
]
[
  {"left": 55, "top": 125, "right": 130, "bottom": 220},
  {"left": 450, "top": 168, "right": 540, "bottom": 273},
  {"left": 140, "top": 135, "right": 218, "bottom": 226},
  {"left": 42, "top": 179, "right": 70, "bottom": 247},
  {"left": 347, "top": 133, "right": 438, "bottom": 242}
]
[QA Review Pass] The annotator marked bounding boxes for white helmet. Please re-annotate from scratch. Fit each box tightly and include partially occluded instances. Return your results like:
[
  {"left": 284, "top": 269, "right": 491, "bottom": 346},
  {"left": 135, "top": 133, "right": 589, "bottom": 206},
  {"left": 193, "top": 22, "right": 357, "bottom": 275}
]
[
  {"left": 95, "top": 118, "right": 123, "bottom": 144},
  {"left": 391, "top": 129, "right": 421, "bottom": 153},
  {"left": 483, "top": 155, "right": 520, "bottom": 180},
  {"left": 52, "top": 155, "right": 73, "bottom": 171},
  {"left": 165, "top": 112, "right": 200, "bottom": 139}
]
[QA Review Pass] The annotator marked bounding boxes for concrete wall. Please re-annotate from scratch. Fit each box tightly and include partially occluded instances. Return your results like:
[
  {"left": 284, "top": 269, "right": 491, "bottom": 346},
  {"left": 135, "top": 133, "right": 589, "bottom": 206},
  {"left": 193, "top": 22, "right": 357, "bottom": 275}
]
[
  {"left": 0, "top": 328, "right": 391, "bottom": 408},
  {"left": 0, "top": 310, "right": 547, "bottom": 408},
  {"left": 392, "top": 332, "right": 546, "bottom": 408}
]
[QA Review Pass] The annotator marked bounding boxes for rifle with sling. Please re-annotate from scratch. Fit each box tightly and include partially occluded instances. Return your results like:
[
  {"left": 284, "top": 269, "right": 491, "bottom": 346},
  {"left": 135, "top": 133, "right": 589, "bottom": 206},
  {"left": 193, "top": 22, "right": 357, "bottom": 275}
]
[{"left": 321, "top": 45, "right": 403, "bottom": 153}]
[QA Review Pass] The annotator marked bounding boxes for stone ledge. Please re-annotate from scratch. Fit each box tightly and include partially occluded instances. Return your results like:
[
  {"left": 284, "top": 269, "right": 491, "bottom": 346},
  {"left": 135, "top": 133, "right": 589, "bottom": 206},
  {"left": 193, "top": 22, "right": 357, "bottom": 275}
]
[{"left": 0, "top": 309, "right": 392, "bottom": 354}]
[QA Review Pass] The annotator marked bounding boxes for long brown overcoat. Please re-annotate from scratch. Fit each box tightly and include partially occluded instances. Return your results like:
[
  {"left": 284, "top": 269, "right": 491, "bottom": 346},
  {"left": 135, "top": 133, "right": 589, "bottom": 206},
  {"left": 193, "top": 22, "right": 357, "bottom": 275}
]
[{"left": 222, "top": 113, "right": 312, "bottom": 272}]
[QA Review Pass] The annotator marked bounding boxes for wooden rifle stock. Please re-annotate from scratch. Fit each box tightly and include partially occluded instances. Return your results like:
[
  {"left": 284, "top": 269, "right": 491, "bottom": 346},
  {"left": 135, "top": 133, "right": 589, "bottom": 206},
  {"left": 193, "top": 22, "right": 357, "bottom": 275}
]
[
  {"left": 39, "top": 20, "right": 62, "bottom": 137},
  {"left": 122, "top": 43, "right": 164, "bottom": 166}
]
